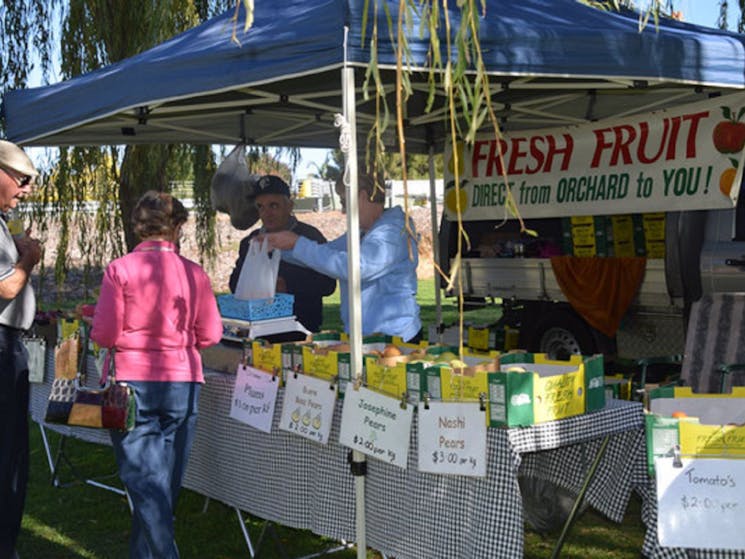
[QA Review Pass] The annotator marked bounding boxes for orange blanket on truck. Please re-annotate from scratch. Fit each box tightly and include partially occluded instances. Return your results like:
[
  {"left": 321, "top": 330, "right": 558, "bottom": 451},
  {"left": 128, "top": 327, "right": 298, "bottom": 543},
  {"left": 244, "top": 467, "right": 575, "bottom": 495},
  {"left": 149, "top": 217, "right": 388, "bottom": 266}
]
[{"left": 550, "top": 256, "right": 647, "bottom": 338}]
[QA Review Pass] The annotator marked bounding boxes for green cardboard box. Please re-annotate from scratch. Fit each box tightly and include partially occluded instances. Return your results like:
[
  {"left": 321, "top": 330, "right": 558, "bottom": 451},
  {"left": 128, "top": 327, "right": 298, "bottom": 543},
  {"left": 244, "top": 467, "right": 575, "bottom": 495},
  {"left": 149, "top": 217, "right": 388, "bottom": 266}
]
[{"left": 487, "top": 353, "right": 605, "bottom": 427}]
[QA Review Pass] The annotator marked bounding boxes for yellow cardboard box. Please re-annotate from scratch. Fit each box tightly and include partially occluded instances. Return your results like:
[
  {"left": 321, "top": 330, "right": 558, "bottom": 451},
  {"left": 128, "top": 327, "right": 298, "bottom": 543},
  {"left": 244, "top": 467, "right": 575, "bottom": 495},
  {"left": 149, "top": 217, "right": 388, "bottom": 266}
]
[
  {"left": 487, "top": 353, "right": 605, "bottom": 427},
  {"left": 648, "top": 386, "right": 745, "bottom": 462}
]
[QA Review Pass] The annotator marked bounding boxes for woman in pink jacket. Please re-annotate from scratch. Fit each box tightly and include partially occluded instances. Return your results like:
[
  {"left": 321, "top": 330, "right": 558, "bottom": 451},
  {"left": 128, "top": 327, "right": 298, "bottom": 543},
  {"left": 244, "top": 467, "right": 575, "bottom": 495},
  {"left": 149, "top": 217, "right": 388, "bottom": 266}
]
[{"left": 91, "top": 191, "right": 223, "bottom": 559}]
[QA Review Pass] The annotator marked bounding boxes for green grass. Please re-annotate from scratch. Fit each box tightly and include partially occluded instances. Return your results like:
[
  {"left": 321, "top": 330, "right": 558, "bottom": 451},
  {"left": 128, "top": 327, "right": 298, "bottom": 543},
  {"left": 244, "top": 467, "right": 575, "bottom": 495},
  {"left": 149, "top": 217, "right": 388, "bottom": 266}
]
[
  {"left": 20, "top": 426, "right": 647, "bottom": 558},
  {"left": 320, "top": 277, "right": 501, "bottom": 334},
  {"left": 21, "top": 427, "right": 362, "bottom": 559},
  {"left": 18, "top": 280, "right": 648, "bottom": 558}
]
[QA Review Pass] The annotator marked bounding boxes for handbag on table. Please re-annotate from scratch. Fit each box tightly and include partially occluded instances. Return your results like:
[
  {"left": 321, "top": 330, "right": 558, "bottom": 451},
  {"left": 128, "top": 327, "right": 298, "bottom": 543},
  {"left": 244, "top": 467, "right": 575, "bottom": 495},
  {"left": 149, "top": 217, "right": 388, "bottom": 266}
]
[{"left": 45, "top": 331, "right": 135, "bottom": 431}]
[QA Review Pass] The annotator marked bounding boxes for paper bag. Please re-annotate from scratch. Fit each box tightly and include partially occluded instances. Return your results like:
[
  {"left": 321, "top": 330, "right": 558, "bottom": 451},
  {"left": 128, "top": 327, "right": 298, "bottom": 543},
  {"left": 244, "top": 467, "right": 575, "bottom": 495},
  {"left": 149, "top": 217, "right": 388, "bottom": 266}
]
[{"left": 235, "top": 238, "right": 281, "bottom": 300}]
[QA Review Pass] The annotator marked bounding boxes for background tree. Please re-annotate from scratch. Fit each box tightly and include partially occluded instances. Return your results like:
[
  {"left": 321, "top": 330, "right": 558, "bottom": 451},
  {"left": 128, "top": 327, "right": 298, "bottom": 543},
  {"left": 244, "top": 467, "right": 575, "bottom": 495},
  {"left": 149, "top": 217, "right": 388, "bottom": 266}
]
[{"left": 1, "top": 0, "right": 233, "bottom": 300}]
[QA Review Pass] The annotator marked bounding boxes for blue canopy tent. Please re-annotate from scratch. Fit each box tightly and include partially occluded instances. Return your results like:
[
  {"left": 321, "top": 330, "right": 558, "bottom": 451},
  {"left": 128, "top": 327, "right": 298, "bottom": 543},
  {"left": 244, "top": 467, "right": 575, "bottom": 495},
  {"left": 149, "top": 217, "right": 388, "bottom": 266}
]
[
  {"left": 4, "top": 0, "right": 745, "bottom": 150},
  {"left": 4, "top": 2, "right": 745, "bottom": 557}
]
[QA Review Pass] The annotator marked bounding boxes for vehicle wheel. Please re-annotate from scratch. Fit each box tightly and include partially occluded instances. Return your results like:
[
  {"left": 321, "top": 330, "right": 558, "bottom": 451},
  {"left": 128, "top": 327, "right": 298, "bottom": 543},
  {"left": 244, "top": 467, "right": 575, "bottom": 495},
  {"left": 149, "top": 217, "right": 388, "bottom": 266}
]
[{"left": 528, "top": 310, "right": 597, "bottom": 359}]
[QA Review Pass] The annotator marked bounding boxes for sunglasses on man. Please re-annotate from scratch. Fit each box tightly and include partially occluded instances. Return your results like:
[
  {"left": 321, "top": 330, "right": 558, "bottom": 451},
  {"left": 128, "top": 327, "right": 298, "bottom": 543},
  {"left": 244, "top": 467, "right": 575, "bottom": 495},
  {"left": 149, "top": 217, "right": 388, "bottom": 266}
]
[{"left": 1, "top": 167, "right": 32, "bottom": 187}]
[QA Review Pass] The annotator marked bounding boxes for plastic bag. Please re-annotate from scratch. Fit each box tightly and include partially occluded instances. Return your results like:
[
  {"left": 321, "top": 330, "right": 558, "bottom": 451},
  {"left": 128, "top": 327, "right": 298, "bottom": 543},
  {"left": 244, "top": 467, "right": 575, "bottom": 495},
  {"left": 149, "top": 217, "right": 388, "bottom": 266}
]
[
  {"left": 234, "top": 238, "right": 281, "bottom": 300},
  {"left": 210, "top": 144, "right": 260, "bottom": 230}
]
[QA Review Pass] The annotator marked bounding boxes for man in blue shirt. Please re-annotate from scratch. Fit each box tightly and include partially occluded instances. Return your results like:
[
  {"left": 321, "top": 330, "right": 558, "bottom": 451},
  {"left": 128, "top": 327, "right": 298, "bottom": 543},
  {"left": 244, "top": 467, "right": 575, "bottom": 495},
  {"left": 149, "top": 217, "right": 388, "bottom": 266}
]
[{"left": 262, "top": 173, "right": 421, "bottom": 342}]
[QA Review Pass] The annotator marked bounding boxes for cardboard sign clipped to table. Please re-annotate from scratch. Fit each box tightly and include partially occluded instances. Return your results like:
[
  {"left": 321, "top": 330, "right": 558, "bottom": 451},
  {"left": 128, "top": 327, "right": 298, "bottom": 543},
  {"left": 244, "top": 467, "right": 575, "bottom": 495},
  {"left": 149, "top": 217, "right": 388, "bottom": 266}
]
[
  {"left": 656, "top": 456, "right": 745, "bottom": 550},
  {"left": 279, "top": 372, "right": 337, "bottom": 444},
  {"left": 417, "top": 401, "right": 487, "bottom": 477},
  {"left": 339, "top": 385, "right": 413, "bottom": 469},
  {"left": 229, "top": 364, "right": 279, "bottom": 433}
]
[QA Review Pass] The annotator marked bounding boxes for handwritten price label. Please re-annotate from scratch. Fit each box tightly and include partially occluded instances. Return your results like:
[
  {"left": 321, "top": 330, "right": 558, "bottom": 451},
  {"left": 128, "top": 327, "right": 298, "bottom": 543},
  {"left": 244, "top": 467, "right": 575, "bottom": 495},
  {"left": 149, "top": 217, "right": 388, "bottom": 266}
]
[
  {"left": 350, "top": 434, "right": 398, "bottom": 464},
  {"left": 229, "top": 364, "right": 279, "bottom": 433},
  {"left": 680, "top": 495, "right": 738, "bottom": 513},
  {"left": 338, "top": 386, "right": 413, "bottom": 469},
  {"left": 656, "top": 457, "right": 745, "bottom": 550},
  {"left": 417, "top": 401, "right": 486, "bottom": 477},
  {"left": 279, "top": 372, "right": 337, "bottom": 444}
]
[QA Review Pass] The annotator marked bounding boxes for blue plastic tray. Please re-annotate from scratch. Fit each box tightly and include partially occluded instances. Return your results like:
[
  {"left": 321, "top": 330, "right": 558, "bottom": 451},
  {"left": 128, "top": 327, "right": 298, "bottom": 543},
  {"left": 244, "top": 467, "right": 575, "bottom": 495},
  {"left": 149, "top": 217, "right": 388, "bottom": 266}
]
[{"left": 218, "top": 293, "right": 295, "bottom": 321}]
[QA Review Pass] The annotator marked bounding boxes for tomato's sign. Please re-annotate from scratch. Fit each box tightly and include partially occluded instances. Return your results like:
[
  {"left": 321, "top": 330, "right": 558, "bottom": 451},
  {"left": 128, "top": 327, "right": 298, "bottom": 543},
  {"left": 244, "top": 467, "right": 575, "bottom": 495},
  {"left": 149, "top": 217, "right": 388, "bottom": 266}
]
[{"left": 444, "top": 92, "right": 745, "bottom": 221}]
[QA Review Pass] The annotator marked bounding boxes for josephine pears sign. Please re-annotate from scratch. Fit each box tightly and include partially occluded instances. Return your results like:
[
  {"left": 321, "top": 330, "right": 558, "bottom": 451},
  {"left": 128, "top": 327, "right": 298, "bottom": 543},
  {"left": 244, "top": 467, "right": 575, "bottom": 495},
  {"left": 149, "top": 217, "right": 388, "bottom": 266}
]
[{"left": 444, "top": 92, "right": 745, "bottom": 221}]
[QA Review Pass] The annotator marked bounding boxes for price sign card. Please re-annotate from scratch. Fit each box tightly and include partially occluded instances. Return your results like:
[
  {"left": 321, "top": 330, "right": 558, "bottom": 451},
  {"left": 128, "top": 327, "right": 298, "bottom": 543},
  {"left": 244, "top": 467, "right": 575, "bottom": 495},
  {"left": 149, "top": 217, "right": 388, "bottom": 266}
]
[
  {"left": 339, "top": 386, "right": 413, "bottom": 469},
  {"left": 417, "top": 401, "right": 487, "bottom": 477},
  {"left": 656, "top": 456, "right": 745, "bottom": 550},
  {"left": 229, "top": 364, "right": 279, "bottom": 433},
  {"left": 279, "top": 372, "right": 338, "bottom": 444}
]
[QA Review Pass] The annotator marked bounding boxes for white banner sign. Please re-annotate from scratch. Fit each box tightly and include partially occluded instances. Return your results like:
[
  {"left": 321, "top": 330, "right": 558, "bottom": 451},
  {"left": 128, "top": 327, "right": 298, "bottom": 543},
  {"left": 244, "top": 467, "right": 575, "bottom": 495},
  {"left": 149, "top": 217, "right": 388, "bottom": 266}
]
[
  {"left": 444, "top": 92, "right": 745, "bottom": 220},
  {"left": 339, "top": 385, "right": 413, "bottom": 469},
  {"left": 656, "top": 456, "right": 745, "bottom": 550},
  {"left": 229, "top": 364, "right": 279, "bottom": 433},
  {"left": 417, "top": 401, "right": 487, "bottom": 477},
  {"left": 279, "top": 372, "right": 337, "bottom": 444}
]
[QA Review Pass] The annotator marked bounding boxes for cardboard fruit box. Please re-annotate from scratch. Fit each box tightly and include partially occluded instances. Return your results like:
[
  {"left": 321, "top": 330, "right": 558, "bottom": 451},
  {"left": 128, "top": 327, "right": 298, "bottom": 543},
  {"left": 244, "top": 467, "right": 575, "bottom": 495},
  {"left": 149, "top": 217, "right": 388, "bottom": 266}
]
[
  {"left": 467, "top": 324, "right": 520, "bottom": 352},
  {"left": 418, "top": 347, "right": 498, "bottom": 401},
  {"left": 248, "top": 340, "right": 284, "bottom": 381},
  {"left": 645, "top": 386, "right": 745, "bottom": 476},
  {"left": 437, "top": 360, "right": 498, "bottom": 426},
  {"left": 300, "top": 334, "right": 422, "bottom": 395},
  {"left": 487, "top": 352, "right": 605, "bottom": 427},
  {"left": 358, "top": 339, "right": 431, "bottom": 399},
  {"left": 605, "top": 374, "right": 633, "bottom": 401},
  {"left": 364, "top": 345, "right": 498, "bottom": 404}
]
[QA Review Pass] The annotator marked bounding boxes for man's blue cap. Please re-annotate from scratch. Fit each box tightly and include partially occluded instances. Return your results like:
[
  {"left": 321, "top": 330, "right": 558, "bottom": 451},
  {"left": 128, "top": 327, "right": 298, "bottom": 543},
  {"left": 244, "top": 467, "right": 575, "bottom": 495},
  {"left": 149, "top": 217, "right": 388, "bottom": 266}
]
[{"left": 255, "top": 175, "right": 290, "bottom": 197}]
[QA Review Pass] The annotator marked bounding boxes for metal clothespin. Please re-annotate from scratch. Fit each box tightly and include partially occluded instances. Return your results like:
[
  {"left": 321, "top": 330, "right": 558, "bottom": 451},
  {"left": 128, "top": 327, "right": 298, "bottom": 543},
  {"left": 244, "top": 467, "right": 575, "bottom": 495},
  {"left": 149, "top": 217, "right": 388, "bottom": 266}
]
[
  {"left": 479, "top": 392, "right": 487, "bottom": 412},
  {"left": 400, "top": 392, "right": 408, "bottom": 410},
  {"left": 352, "top": 375, "right": 362, "bottom": 391},
  {"left": 423, "top": 392, "right": 431, "bottom": 410},
  {"left": 672, "top": 444, "right": 682, "bottom": 469}
]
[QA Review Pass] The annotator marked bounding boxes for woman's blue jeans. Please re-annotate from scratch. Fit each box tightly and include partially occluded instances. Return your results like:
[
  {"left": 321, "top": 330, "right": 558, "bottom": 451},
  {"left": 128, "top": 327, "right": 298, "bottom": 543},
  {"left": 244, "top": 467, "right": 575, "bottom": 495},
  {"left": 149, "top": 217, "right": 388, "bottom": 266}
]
[{"left": 110, "top": 381, "right": 201, "bottom": 559}]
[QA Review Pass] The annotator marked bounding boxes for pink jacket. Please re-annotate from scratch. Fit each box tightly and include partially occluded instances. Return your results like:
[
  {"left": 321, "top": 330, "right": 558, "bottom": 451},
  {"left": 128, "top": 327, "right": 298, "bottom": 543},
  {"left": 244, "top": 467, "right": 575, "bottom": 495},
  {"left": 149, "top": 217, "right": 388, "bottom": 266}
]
[{"left": 90, "top": 240, "right": 223, "bottom": 383}]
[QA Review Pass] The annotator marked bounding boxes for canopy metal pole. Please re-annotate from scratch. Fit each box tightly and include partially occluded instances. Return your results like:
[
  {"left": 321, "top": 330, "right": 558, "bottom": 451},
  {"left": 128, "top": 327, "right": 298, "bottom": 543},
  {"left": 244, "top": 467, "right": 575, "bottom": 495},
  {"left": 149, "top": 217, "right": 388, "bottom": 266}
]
[
  {"left": 428, "top": 145, "right": 442, "bottom": 343},
  {"left": 342, "top": 40, "right": 366, "bottom": 559}
]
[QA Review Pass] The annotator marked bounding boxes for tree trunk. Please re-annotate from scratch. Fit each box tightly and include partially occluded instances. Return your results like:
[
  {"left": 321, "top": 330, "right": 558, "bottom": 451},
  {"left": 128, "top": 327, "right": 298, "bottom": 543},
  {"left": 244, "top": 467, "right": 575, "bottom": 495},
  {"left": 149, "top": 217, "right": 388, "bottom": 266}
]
[{"left": 119, "top": 144, "right": 174, "bottom": 251}]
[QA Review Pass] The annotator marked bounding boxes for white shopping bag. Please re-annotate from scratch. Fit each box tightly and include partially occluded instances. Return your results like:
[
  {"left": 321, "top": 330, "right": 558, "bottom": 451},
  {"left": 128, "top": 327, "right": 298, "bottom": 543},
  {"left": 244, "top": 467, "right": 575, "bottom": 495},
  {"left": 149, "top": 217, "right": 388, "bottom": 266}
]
[{"left": 234, "top": 237, "right": 281, "bottom": 300}]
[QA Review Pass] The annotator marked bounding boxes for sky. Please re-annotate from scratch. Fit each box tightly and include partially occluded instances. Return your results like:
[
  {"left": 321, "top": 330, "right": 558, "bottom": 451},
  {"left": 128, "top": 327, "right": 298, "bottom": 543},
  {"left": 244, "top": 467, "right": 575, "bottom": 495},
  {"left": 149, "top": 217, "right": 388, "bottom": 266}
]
[
  {"left": 678, "top": 0, "right": 737, "bottom": 28},
  {"left": 21, "top": 1, "right": 740, "bottom": 181}
]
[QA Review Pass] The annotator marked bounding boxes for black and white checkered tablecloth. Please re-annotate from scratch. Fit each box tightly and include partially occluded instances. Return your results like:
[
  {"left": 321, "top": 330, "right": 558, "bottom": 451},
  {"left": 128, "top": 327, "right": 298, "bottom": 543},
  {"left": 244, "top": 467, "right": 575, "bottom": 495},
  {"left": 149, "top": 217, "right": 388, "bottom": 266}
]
[
  {"left": 183, "top": 372, "right": 647, "bottom": 559},
  {"left": 182, "top": 372, "right": 357, "bottom": 542},
  {"left": 29, "top": 352, "right": 742, "bottom": 559}
]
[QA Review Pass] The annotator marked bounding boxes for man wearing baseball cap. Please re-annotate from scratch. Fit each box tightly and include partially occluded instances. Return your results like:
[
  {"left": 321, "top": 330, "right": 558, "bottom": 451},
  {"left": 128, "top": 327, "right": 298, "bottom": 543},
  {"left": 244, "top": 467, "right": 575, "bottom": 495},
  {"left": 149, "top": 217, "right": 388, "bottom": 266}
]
[
  {"left": 0, "top": 140, "right": 42, "bottom": 559},
  {"left": 229, "top": 175, "right": 335, "bottom": 337}
]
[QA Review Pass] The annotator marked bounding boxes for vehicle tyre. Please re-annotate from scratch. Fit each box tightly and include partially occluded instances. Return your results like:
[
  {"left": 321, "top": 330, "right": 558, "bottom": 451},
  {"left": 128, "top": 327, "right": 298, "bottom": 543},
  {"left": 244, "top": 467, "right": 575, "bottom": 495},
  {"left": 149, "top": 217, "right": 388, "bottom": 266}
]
[{"left": 527, "top": 310, "right": 597, "bottom": 359}]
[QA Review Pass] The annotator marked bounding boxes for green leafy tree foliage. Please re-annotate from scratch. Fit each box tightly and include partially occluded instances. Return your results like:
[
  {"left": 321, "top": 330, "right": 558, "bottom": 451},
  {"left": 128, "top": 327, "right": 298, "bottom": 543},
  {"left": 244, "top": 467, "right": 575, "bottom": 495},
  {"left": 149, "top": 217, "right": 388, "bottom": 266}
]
[{"left": 0, "top": 0, "right": 233, "bottom": 301}]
